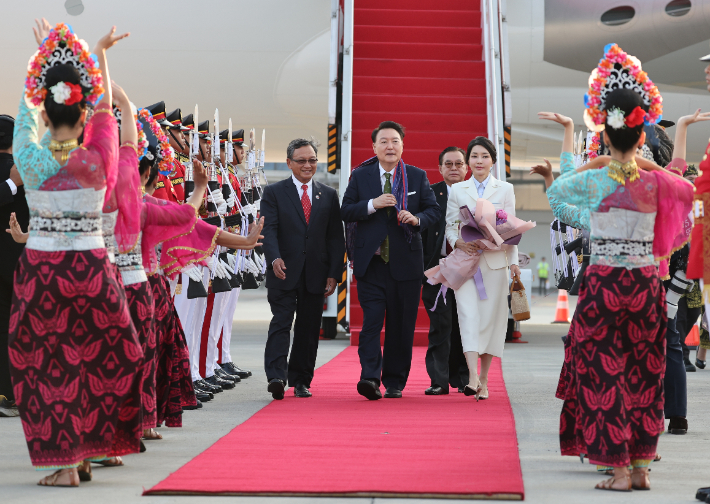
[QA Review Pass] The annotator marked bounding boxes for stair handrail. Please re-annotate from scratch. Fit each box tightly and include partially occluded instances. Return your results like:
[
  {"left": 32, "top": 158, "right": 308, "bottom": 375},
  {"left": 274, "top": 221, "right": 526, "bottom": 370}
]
[{"left": 482, "top": 0, "right": 505, "bottom": 179}]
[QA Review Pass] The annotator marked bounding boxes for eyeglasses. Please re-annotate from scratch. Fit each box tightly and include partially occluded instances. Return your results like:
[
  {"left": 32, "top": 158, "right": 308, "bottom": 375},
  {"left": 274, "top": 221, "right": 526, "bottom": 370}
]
[
  {"left": 443, "top": 161, "right": 466, "bottom": 168},
  {"left": 291, "top": 158, "right": 318, "bottom": 166}
]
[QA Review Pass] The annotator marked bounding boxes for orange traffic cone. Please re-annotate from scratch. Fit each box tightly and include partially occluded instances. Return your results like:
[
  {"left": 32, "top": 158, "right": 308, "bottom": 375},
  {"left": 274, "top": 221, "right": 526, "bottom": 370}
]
[
  {"left": 510, "top": 320, "right": 528, "bottom": 344},
  {"left": 686, "top": 325, "right": 700, "bottom": 347},
  {"left": 552, "top": 290, "right": 570, "bottom": 323}
]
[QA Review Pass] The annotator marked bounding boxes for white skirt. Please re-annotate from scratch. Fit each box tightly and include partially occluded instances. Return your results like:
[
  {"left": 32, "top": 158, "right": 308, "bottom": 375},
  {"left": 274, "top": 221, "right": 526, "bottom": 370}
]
[{"left": 454, "top": 258, "right": 509, "bottom": 357}]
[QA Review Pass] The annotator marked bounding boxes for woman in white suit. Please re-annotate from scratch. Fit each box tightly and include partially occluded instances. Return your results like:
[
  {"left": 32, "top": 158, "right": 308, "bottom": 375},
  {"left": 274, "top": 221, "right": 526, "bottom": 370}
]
[{"left": 445, "top": 137, "right": 520, "bottom": 399}]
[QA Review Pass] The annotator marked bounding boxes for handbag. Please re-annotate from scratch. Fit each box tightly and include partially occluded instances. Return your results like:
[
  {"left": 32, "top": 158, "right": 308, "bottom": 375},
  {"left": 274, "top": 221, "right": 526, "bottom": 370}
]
[{"left": 510, "top": 273, "right": 530, "bottom": 321}]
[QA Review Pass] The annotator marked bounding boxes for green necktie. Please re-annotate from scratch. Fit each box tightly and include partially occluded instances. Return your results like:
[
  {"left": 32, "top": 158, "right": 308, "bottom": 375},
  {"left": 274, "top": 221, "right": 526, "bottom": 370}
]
[{"left": 381, "top": 173, "right": 391, "bottom": 263}]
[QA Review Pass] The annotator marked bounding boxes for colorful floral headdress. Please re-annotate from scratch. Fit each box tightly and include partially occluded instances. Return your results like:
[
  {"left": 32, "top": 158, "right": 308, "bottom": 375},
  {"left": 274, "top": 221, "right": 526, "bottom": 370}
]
[
  {"left": 114, "top": 102, "right": 148, "bottom": 160},
  {"left": 138, "top": 108, "right": 175, "bottom": 175},
  {"left": 25, "top": 23, "right": 103, "bottom": 107},
  {"left": 583, "top": 43, "right": 662, "bottom": 132}
]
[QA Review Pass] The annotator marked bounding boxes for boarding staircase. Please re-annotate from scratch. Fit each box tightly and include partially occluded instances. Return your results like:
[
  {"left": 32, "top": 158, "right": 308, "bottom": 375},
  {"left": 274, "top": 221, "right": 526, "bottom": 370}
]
[{"left": 347, "top": 0, "right": 499, "bottom": 346}]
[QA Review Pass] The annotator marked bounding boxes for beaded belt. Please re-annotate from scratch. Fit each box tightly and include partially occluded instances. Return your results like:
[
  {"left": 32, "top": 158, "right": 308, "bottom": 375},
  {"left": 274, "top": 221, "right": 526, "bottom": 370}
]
[
  {"left": 27, "top": 214, "right": 104, "bottom": 252},
  {"left": 590, "top": 239, "right": 653, "bottom": 257},
  {"left": 117, "top": 250, "right": 147, "bottom": 285}
]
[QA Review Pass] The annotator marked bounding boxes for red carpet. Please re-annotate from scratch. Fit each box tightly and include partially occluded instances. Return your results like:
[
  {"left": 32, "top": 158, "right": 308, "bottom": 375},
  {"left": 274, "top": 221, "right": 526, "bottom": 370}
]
[{"left": 144, "top": 347, "right": 524, "bottom": 499}]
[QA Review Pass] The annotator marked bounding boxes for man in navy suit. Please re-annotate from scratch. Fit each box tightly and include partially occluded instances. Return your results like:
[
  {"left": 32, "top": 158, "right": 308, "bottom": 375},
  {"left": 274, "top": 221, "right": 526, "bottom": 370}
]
[
  {"left": 341, "top": 121, "right": 440, "bottom": 399},
  {"left": 261, "top": 138, "right": 345, "bottom": 399}
]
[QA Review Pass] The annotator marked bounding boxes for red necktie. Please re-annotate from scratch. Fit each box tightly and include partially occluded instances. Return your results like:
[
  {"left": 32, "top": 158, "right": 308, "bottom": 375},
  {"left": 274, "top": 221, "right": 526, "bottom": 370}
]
[
  {"left": 301, "top": 184, "right": 311, "bottom": 224},
  {"left": 446, "top": 241, "right": 453, "bottom": 256}
]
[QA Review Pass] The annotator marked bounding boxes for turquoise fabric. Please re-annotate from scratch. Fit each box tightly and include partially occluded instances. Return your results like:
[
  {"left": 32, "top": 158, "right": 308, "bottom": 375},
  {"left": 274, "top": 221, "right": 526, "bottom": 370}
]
[
  {"left": 547, "top": 151, "right": 619, "bottom": 230},
  {"left": 12, "top": 93, "right": 74, "bottom": 190}
]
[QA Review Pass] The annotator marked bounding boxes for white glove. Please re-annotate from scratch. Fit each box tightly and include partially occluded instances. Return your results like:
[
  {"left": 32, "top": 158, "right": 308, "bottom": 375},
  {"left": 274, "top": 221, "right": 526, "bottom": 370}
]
[
  {"left": 208, "top": 190, "right": 228, "bottom": 215},
  {"left": 219, "top": 259, "right": 233, "bottom": 280},
  {"left": 185, "top": 267, "right": 203, "bottom": 283},
  {"left": 226, "top": 253, "right": 236, "bottom": 270},
  {"left": 244, "top": 256, "right": 260, "bottom": 275},
  {"left": 226, "top": 192, "right": 236, "bottom": 208},
  {"left": 209, "top": 255, "right": 231, "bottom": 279},
  {"left": 241, "top": 203, "right": 255, "bottom": 218},
  {"left": 252, "top": 251, "right": 264, "bottom": 270}
]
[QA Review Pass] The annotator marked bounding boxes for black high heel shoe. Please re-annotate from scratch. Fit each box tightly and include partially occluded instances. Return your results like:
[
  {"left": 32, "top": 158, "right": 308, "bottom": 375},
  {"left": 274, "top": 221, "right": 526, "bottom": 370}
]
[
  {"left": 696, "top": 358, "right": 706, "bottom": 370},
  {"left": 463, "top": 384, "right": 481, "bottom": 401}
]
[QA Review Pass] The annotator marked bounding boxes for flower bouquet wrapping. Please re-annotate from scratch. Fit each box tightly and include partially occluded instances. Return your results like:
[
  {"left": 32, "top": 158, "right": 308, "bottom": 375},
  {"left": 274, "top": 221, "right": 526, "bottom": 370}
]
[{"left": 424, "top": 198, "right": 535, "bottom": 307}]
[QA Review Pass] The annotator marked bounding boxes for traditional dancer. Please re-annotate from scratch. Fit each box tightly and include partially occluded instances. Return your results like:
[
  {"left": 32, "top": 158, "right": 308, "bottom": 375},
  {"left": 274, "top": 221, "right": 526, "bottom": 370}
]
[
  {"left": 9, "top": 21, "right": 141, "bottom": 487},
  {"left": 546, "top": 44, "right": 693, "bottom": 492}
]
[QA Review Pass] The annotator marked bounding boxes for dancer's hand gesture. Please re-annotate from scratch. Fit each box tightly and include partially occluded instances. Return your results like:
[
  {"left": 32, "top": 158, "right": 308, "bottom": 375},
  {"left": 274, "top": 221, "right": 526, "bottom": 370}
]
[
  {"left": 93, "top": 26, "right": 130, "bottom": 53},
  {"left": 678, "top": 109, "right": 710, "bottom": 127},
  {"left": 537, "top": 112, "right": 573, "bottom": 127},
  {"left": 33, "top": 18, "right": 52, "bottom": 46}
]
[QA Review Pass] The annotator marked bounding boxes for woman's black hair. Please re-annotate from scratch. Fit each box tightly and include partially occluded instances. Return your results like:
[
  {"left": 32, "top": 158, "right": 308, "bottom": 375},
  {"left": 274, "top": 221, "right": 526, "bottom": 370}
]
[
  {"left": 43, "top": 64, "right": 88, "bottom": 129},
  {"left": 643, "top": 124, "right": 673, "bottom": 167},
  {"left": 603, "top": 88, "right": 647, "bottom": 154},
  {"left": 466, "top": 136, "right": 497, "bottom": 164},
  {"left": 139, "top": 144, "right": 159, "bottom": 186}
]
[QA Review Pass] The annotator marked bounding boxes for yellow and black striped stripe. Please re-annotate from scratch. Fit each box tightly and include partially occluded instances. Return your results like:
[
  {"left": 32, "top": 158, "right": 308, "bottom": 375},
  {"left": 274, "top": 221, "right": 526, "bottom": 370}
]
[
  {"left": 504, "top": 126, "right": 511, "bottom": 178},
  {"left": 327, "top": 123, "right": 338, "bottom": 174},
  {"left": 337, "top": 252, "right": 347, "bottom": 329}
]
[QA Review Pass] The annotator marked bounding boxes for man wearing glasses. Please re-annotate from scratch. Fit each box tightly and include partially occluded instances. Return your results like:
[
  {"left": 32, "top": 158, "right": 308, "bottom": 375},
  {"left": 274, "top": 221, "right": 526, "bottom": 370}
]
[
  {"left": 421, "top": 147, "right": 469, "bottom": 395},
  {"left": 260, "top": 138, "right": 345, "bottom": 399}
]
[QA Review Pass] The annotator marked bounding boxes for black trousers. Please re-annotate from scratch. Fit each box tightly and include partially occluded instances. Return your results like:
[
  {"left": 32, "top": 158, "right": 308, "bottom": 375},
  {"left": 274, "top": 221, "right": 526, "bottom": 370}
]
[
  {"left": 677, "top": 296, "right": 701, "bottom": 362},
  {"left": 539, "top": 277, "right": 547, "bottom": 295},
  {"left": 356, "top": 256, "right": 421, "bottom": 390},
  {"left": 664, "top": 316, "right": 687, "bottom": 418},
  {"left": 421, "top": 282, "right": 468, "bottom": 389},
  {"left": 0, "top": 274, "right": 12, "bottom": 401},
  {"left": 264, "top": 271, "right": 324, "bottom": 387}
]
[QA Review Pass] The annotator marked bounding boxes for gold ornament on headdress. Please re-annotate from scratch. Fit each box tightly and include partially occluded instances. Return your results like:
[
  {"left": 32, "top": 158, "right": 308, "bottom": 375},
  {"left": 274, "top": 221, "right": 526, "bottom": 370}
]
[
  {"left": 607, "top": 159, "right": 639, "bottom": 185},
  {"left": 48, "top": 138, "right": 79, "bottom": 164}
]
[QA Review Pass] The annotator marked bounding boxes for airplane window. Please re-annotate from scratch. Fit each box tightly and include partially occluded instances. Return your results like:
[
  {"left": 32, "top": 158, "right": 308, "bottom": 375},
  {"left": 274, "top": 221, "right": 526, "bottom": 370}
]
[
  {"left": 665, "top": 0, "right": 691, "bottom": 17},
  {"left": 600, "top": 6, "right": 635, "bottom": 26}
]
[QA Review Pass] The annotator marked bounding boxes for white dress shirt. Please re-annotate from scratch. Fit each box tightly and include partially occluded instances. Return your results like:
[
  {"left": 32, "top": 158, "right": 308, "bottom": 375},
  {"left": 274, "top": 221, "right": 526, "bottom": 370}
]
[
  {"left": 292, "top": 174, "right": 312, "bottom": 202},
  {"left": 473, "top": 174, "right": 491, "bottom": 198},
  {"left": 366, "top": 164, "right": 393, "bottom": 214},
  {"left": 6, "top": 179, "right": 17, "bottom": 195},
  {"left": 441, "top": 184, "right": 452, "bottom": 256}
]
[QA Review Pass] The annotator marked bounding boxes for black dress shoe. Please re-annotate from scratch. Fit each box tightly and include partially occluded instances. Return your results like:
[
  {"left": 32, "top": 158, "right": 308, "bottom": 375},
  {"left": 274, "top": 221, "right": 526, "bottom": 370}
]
[
  {"left": 457, "top": 387, "right": 465, "bottom": 393},
  {"left": 267, "top": 379, "right": 285, "bottom": 400},
  {"left": 294, "top": 384, "right": 312, "bottom": 398},
  {"left": 195, "top": 379, "right": 222, "bottom": 394},
  {"left": 140, "top": 440, "right": 146, "bottom": 453},
  {"left": 221, "top": 361, "right": 252, "bottom": 379},
  {"left": 698, "top": 486, "right": 710, "bottom": 501},
  {"left": 193, "top": 386, "right": 214, "bottom": 400},
  {"left": 668, "top": 416, "right": 688, "bottom": 434},
  {"left": 205, "top": 374, "right": 235, "bottom": 390},
  {"left": 697, "top": 358, "right": 706, "bottom": 370},
  {"left": 685, "top": 357, "right": 697, "bottom": 372},
  {"left": 384, "top": 388, "right": 402, "bottom": 399},
  {"left": 425, "top": 386, "right": 448, "bottom": 395},
  {"left": 215, "top": 367, "right": 241, "bottom": 383},
  {"left": 183, "top": 399, "right": 203, "bottom": 410},
  {"left": 194, "top": 390, "right": 212, "bottom": 402},
  {"left": 357, "top": 379, "right": 382, "bottom": 400}
]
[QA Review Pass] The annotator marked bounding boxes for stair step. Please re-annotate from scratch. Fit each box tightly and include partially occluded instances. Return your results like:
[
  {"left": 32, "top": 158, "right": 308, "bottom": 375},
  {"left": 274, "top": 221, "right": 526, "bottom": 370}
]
[
  {"left": 354, "top": 76, "right": 486, "bottom": 97},
  {"left": 353, "top": 94, "right": 486, "bottom": 115},
  {"left": 356, "top": 41, "right": 482, "bottom": 61},
  {"left": 355, "top": 0, "right": 479, "bottom": 11},
  {"left": 355, "top": 25, "right": 481, "bottom": 45},
  {"left": 353, "top": 111, "right": 487, "bottom": 133},
  {"left": 355, "top": 9, "right": 481, "bottom": 28},
  {"left": 352, "top": 130, "right": 486, "bottom": 152},
  {"left": 354, "top": 58, "right": 485, "bottom": 79}
]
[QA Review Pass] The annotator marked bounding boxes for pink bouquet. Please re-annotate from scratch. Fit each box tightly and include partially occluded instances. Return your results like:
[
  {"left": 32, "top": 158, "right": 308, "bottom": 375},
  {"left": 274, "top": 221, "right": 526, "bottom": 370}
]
[{"left": 424, "top": 198, "right": 535, "bottom": 304}]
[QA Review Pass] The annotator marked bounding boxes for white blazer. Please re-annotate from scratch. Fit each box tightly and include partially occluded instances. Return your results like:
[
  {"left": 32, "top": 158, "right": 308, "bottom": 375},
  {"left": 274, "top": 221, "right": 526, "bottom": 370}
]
[{"left": 445, "top": 175, "right": 519, "bottom": 270}]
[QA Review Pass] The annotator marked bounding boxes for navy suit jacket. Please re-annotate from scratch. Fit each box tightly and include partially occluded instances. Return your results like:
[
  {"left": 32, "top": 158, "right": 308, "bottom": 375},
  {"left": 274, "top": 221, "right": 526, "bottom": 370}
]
[
  {"left": 261, "top": 177, "right": 345, "bottom": 294},
  {"left": 341, "top": 161, "right": 440, "bottom": 281}
]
